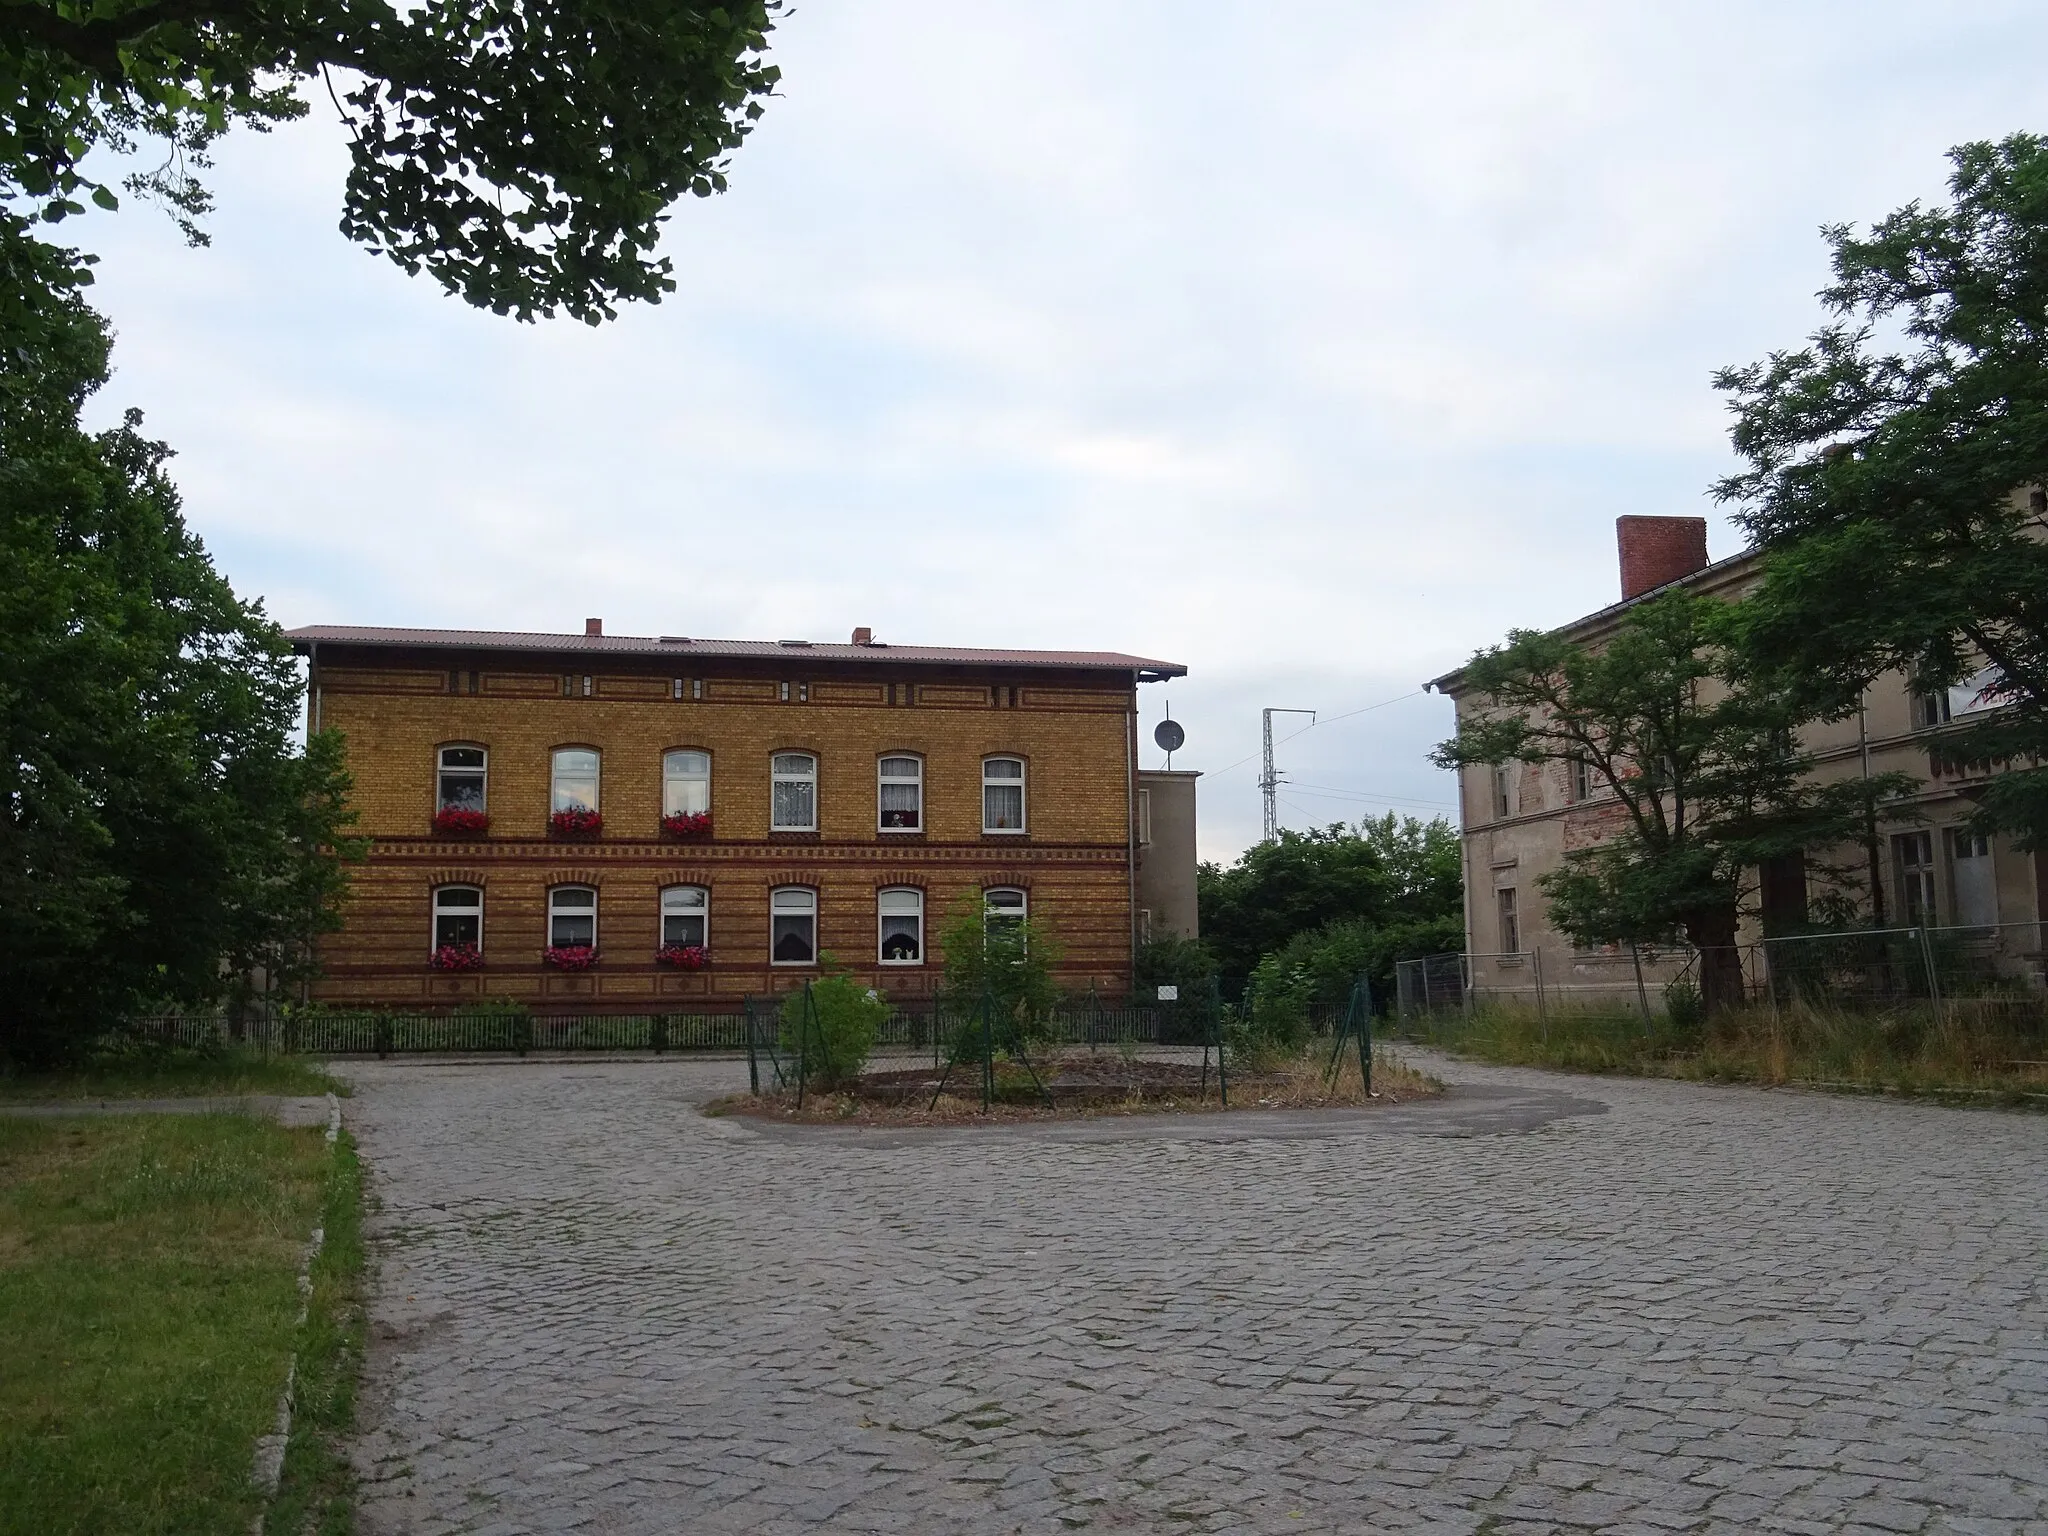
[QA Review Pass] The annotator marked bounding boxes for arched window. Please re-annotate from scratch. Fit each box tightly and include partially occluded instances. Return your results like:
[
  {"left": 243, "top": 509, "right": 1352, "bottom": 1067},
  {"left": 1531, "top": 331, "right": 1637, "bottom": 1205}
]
[
  {"left": 771, "top": 753, "right": 817, "bottom": 831},
  {"left": 552, "top": 748, "right": 600, "bottom": 813},
  {"left": 770, "top": 887, "right": 817, "bottom": 964},
  {"left": 984, "top": 887, "right": 1027, "bottom": 937},
  {"left": 982, "top": 756, "right": 1025, "bottom": 833},
  {"left": 661, "top": 886, "right": 708, "bottom": 948},
  {"left": 437, "top": 745, "right": 486, "bottom": 812},
  {"left": 432, "top": 886, "right": 483, "bottom": 950},
  {"left": 878, "top": 888, "right": 923, "bottom": 964},
  {"left": 878, "top": 755, "right": 922, "bottom": 831},
  {"left": 663, "top": 750, "right": 710, "bottom": 817},
  {"left": 548, "top": 886, "right": 597, "bottom": 949}
]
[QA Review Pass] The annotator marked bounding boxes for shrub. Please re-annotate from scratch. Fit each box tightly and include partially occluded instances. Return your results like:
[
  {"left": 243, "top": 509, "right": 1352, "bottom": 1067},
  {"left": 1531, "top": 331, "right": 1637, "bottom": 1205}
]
[
  {"left": 1663, "top": 975, "right": 1705, "bottom": 1032},
  {"left": 779, "top": 969, "right": 887, "bottom": 1089},
  {"left": 937, "top": 901, "right": 1062, "bottom": 1057}
]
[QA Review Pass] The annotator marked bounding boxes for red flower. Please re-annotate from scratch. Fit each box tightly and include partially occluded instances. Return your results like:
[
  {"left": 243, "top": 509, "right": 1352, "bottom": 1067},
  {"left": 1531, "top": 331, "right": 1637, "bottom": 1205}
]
[
  {"left": 656, "top": 944, "right": 708, "bottom": 970},
  {"left": 543, "top": 945, "right": 598, "bottom": 971},
  {"left": 549, "top": 807, "right": 603, "bottom": 839},
  {"left": 660, "top": 810, "right": 713, "bottom": 839},
  {"left": 429, "top": 944, "right": 485, "bottom": 971},
  {"left": 432, "top": 806, "right": 491, "bottom": 836}
]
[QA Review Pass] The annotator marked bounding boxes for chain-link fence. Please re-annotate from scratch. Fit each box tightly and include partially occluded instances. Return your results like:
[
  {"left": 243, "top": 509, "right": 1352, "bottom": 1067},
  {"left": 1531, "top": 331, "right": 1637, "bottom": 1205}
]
[{"left": 1396, "top": 921, "right": 2048, "bottom": 1025}]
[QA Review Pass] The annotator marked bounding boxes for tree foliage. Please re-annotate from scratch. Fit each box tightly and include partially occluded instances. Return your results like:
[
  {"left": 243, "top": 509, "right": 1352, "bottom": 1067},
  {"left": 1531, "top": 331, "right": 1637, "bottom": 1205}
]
[
  {"left": 1715, "top": 132, "right": 2048, "bottom": 848},
  {"left": 2, "top": 0, "right": 783, "bottom": 322},
  {"left": 0, "top": 224, "right": 361, "bottom": 1065},
  {"left": 778, "top": 969, "right": 885, "bottom": 1090},
  {"left": 1432, "top": 592, "right": 1912, "bottom": 1010},
  {"left": 1196, "top": 813, "right": 1463, "bottom": 1002}
]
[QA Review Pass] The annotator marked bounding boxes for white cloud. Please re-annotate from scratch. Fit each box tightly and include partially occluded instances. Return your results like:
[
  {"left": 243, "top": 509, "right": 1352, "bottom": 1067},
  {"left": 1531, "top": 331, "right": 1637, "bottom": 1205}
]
[{"left": 72, "top": 0, "right": 2048, "bottom": 861}]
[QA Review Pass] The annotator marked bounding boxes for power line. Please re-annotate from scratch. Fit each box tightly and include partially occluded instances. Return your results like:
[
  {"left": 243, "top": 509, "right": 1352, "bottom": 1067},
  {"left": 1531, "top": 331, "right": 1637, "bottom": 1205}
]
[{"left": 1206, "top": 688, "right": 1428, "bottom": 780}]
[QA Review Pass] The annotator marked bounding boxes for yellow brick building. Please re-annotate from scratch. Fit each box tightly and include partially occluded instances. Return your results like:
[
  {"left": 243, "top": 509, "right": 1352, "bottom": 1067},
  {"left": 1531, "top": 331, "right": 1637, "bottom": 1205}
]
[{"left": 289, "top": 622, "right": 1186, "bottom": 1010}]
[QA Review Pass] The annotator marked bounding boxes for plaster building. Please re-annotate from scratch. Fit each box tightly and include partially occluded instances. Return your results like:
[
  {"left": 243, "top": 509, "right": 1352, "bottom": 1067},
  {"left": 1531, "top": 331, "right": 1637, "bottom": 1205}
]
[
  {"left": 289, "top": 622, "right": 1188, "bottom": 1010},
  {"left": 1428, "top": 516, "right": 2047, "bottom": 1005}
]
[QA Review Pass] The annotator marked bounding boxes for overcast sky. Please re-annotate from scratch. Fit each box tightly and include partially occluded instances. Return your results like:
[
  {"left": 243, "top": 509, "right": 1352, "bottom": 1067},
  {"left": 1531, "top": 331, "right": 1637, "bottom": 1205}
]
[{"left": 78, "top": 1, "right": 2046, "bottom": 860}]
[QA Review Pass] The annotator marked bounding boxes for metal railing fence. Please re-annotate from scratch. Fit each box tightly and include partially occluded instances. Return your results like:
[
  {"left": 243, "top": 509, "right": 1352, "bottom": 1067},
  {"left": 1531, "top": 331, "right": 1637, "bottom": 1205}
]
[{"left": 110, "top": 990, "right": 1223, "bottom": 1059}]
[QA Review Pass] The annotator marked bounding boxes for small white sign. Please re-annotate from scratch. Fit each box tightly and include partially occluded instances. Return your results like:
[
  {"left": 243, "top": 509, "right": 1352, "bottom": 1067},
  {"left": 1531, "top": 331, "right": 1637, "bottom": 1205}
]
[{"left": 1157, "top": 985, "right": 1179, "bottom": 1002}]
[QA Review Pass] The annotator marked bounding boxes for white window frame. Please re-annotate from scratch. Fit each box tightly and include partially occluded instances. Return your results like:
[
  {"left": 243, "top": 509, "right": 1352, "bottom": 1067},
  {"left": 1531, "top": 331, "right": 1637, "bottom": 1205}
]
[
  {"left": 878, "top": 754, "right": 923, "bottom": 833},
  {"left": 1496, "top": 887, "right": 1519, "bottom": 954},
  {"left": 663, "top": 749, "right": 712, "bottom": 818},
  {"left": 660, "top": 885, "right": 709, "bottom": 949},
  {"left": 548, "top": 885, "right": 598, "bottom": 950},
  {"left": 877, "top": 887, "right": 924, "bottom": 965},
  {"left": 1570, "top": 756, "right": 1593, "bottom": 804},
  {"left": 1136, "top": 788, "right": 1152, "bottom": 846},
  {"left": 1492, "top": 764, "right": 1514, "bottom": 820},
  {"left": 984, "top": 886, "right": 1027, "bottom": 935},
  {"left": 431, "top": 885, "right": 483, "bottom": 951},
  {"left": 437, "top": 744, "right": 488, "bottom": 812},
  {"left": 551, "top": 747, "right": 601, "bottom": 813},
  {"left": 770, "top": 886, "right": 818, "bottom": 966},
  {"left": 982, "top": 756, "right": 1027, "bottom": 834},
  {"left": 771, "top": 752, "right": 818, "bottom": 832}
]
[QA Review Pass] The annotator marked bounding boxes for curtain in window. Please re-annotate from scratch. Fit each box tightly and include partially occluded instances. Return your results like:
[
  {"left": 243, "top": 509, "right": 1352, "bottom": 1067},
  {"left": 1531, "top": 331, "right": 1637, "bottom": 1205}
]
[
  {"left": 878, "top": 889, "right": 922, "bottom": 961},
  {"left": 549, "top": 887, "right": 597, "bottom": 947}
]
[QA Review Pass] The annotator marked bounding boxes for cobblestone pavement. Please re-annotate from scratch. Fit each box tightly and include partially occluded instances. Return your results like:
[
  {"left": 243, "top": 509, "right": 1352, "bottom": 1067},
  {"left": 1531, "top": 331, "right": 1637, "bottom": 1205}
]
[{"left": 338, "top": 1053, "right": 2048, "bottom": 1536}]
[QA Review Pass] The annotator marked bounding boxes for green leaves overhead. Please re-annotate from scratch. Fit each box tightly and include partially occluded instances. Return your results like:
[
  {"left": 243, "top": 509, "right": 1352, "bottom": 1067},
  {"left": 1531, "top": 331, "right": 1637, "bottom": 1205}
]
[
  {"left": 1714, "top": 133, "right": 2048, "bottom": 848},
  {"left": 1, "top": 0, "right": 783, "bottom": 320}
]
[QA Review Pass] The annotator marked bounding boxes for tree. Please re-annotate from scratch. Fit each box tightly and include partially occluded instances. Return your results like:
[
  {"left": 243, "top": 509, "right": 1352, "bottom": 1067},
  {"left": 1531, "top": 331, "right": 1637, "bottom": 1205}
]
[
  {"left": 1715, "top": 133, "right": 2048, "bottom": 850},
  {"left": 1432, "top": 592, "right": 1910, "bottom": 1013},
  {"left": 3, "top": 0, "right": 783, "bottom": 322},
  {"left": 0, "top": 232, "right": 361, "bottom": 1065},
  {"left": 1197, "top": 813, "right": 1463, "bottom": 1000}
]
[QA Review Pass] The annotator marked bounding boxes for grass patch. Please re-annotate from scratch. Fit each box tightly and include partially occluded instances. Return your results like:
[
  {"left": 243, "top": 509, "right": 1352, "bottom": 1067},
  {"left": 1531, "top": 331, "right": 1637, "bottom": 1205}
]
[
  {"left": 264, "top": 1128, "right": 366, "bottom": 1536},
  {"left": 0, "top": 1045, "right": 343, "bottom": 1102},
  {"left": 1399, "top": 999, "right": 2048, "bottom": 1104},
  {"left": 0, "top": 1113, "right": 330, "bottom": 1535}
]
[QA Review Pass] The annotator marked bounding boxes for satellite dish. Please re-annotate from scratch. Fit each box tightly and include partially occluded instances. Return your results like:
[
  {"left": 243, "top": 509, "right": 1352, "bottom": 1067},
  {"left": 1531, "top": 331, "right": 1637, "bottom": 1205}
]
[{"left": 1154, "top": 719, "right": 1185, "bottom": 754}]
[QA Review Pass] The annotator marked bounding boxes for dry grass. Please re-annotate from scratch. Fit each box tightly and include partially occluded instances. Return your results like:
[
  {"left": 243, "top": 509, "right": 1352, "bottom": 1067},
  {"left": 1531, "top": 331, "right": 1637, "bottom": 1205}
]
[
  {"left": 706, "top": 1043, "right": 1442, "bottom": 1126},
  {"left": 1401, "top": 998, "right": 2048, "bottom": 1106}
]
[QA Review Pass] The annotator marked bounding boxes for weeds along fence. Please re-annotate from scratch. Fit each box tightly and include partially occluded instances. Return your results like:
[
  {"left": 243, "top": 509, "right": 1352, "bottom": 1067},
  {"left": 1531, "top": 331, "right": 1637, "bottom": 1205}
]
[
  {"left": 115, "top": 992, "right": 1218, "bottom": 1059},
  {"left": 1395, "top": 920, "right": 2048, "bottom": 1029}
]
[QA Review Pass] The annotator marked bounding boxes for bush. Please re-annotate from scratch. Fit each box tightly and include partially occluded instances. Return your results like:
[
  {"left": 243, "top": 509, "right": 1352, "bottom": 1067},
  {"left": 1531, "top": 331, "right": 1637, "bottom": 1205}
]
[
  {"left": 938, "top": 901, "right": 1062, "bottom": 1057},
  {"left": 778, "top": 970, "right": 887, "bottom": 1089},
  {"left": 1662, "top": 976, "right": 1705, "bottom": 1032}
]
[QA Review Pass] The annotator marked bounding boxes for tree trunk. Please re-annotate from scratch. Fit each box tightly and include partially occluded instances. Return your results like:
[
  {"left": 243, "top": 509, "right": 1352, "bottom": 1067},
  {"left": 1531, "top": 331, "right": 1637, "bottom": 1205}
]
[{"left": 1683, "top": 903, "right": 1746, "bottom": 1015}]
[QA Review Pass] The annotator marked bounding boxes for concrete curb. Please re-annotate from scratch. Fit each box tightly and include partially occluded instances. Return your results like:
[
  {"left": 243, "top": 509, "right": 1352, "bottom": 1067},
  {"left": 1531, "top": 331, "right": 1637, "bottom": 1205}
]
[{"left": 248, "top": 1092, "right": 342, "bottom": 1531}]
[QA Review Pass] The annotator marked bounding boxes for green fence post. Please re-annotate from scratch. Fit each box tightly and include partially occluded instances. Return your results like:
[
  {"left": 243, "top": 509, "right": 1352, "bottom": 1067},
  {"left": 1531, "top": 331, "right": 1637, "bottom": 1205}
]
[
  {"left": 745, "top": 998, "right": 761, "bottom": 1095},
  {"left": 981, "top": 990, "right": 994, "bottom": 1112},
  {"left": 795, "top": 983, "right": 813, "bottom": 1109}
]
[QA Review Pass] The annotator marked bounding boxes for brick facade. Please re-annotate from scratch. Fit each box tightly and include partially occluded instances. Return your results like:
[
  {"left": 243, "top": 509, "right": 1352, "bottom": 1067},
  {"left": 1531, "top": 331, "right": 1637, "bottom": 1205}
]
[{"left": 294, "top": 631, "right": 1183, "bottom": 1010}]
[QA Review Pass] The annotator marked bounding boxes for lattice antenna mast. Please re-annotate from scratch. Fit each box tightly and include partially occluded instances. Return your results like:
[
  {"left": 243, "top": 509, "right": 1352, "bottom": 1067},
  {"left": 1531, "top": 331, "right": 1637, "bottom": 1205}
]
[{"left": 1260, "top": 707, "right": 1316, "bottom": 843}]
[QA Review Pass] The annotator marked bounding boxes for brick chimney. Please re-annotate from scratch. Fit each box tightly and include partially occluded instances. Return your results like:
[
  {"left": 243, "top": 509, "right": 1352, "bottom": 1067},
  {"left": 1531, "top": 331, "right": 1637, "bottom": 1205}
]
[
  {"left": 1616, "top": 517, "right": 1709, "bottom": 600},
  {"left": 850, "top": 626, "right": 873, "bottom": 645},
  {"left": 585, "top": 617, "right": 602, "bottom": 636}
]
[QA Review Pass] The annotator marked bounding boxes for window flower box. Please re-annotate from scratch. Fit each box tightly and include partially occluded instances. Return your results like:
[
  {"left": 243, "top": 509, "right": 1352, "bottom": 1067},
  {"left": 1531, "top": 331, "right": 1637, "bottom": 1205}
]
[
  {"left": 549, "top": 808, "right": 603, "bottom": 839},
  {"left": 660, "top": 811, "right": 713, "bottom": 840},
  {"left": 656, "top": 943, "right": 708, "bottom": 971},
  {"left": 432, "top": 806, "right": 491, "bottom": 836},
  {"left": 542, "top": 945, "right": 598, "bottom": 971},
  {"left": 429, "top": 943, "right": 485, "bottom": 972}
]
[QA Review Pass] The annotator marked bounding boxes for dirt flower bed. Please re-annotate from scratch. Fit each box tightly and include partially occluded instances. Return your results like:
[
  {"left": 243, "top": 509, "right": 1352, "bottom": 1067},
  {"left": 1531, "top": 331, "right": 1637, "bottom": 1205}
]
[{"left": 706, "top": 1046, "right": 1441, "bottom": 1127}]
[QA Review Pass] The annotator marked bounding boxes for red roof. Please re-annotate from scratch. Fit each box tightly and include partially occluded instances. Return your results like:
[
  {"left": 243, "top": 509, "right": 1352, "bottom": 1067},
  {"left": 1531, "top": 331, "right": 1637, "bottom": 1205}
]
[{"left": 286, "top": 625, "right": 1186, "bottom": 679}]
